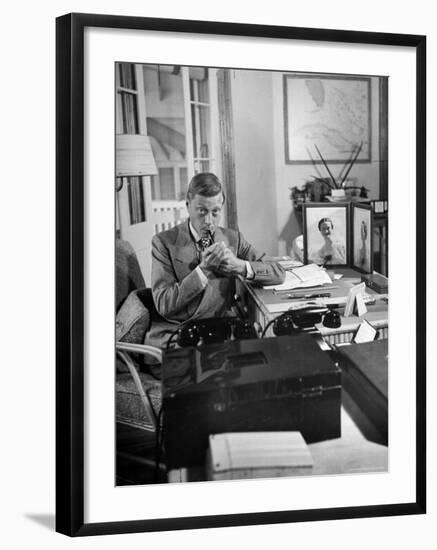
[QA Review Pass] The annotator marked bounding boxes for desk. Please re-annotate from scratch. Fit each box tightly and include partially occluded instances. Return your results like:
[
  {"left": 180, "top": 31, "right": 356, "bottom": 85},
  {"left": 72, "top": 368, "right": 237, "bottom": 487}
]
[
  {"left": 236, "top": 268, "right": 388, "bottom": 343},
  {"left": 167, "top": 270, "right": 389, "bottom": 483},
  {"left": 168, "top": 393, "right": 388, "bottom": 482}
]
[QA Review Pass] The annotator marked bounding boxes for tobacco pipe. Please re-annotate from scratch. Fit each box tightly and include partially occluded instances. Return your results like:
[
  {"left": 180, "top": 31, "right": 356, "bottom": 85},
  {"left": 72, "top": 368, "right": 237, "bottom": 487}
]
[{"left": 199, "top": 230, "right": 214, "bottom": 251}]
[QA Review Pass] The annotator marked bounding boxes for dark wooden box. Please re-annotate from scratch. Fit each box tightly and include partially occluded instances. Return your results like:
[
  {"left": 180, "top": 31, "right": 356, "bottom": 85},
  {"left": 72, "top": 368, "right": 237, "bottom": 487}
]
[
  {"left": 162, "top": 334, "right": 342, "bottom": 469},
  {"left": 336, "top": 339, "right": 388, "bottom": 444}
]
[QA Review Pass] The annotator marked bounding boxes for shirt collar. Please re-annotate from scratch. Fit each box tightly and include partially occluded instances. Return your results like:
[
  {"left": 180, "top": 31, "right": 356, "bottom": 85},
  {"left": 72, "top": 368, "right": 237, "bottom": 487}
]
[
  {"left": 189, "top": 220, "right": 215, "bottom": 243},
  {"left": 189, "top": 220, "right": 201, "bottom": 242}
]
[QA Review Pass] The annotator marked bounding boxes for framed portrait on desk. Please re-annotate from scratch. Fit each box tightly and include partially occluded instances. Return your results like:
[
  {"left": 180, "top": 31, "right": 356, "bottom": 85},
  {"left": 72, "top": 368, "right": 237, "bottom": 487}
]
[
  {"left": 303, "top": 202, "right": 349, "bottom": 267},
  {"left": 56, "top": 12, "right": 426, "bottom": 537},
  {"left": 351, "top": 203, "right": 373, "bottom": 273}
]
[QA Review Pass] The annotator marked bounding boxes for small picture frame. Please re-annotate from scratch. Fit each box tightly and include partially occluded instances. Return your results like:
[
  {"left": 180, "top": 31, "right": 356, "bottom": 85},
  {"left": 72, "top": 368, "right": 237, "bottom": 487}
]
[
  {"left": 303, "top": 203, "right": 349, "bottom": 267},
  {"left": 351, "top": 203, "right": 373, "bottom": 273}
]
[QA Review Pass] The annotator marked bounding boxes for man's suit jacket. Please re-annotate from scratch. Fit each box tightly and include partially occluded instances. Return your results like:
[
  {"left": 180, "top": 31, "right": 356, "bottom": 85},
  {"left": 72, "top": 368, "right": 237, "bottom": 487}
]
[{"left": 146, "top": 221, "right": 285, "bottom": 348}]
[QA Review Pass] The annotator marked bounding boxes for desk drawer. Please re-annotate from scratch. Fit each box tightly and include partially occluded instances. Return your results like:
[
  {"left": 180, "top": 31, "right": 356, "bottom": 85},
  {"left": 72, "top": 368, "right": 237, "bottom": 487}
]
[{"left": 322, "top": 326, "right": 388, "bottom": 345}]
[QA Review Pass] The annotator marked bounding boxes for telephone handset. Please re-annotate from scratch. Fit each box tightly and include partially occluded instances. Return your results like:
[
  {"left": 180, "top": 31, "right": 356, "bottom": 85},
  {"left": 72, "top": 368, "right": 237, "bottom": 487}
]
[{"left": 176, "top": 317, "right": 257, "bottom": 348}]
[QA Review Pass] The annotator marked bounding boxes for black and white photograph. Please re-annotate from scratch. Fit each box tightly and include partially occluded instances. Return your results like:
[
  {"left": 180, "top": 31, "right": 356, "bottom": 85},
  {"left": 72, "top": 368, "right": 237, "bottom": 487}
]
[
  {"left": 2, "top": 0, "right": 434, "bottom": 546},
  {"left": 302, "top": 203, "right": 349, "bottom": 266},
  {"left": 352, "top": 203, "right": 373, "bottom": 273},
  {"left": 52, "top": 10, "right": 427, "bottom": 539},
  {"left": 114, "top": 63, "right": 389, "bottom": 487}
]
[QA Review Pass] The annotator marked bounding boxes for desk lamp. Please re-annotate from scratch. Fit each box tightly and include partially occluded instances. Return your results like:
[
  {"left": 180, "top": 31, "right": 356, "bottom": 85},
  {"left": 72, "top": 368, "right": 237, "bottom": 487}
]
[{"left": 115, "top": 134, "right": 158, "bottom": 186}]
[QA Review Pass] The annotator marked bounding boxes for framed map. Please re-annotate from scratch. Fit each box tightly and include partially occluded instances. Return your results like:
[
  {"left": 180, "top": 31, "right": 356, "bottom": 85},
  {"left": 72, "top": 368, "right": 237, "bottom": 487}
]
[{"left": 284, "top": 74, "right": 371, "bottom": 164}]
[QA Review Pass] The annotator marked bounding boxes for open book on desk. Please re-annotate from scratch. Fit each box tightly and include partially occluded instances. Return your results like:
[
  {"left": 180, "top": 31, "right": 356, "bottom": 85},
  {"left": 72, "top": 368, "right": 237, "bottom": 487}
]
[{"left": 264, "top": 264, "right": 333, "bottom": 291}]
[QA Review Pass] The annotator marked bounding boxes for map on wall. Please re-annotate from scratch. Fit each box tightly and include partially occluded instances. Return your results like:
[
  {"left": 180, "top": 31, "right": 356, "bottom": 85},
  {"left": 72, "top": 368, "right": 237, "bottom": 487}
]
[{"left": 284, "top": 74, "right": 371, "bottom": 163}]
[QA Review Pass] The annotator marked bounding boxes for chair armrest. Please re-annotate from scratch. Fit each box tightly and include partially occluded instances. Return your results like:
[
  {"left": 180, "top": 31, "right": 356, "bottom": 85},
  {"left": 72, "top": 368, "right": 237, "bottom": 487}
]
[
  {"left": 116, "top": 341, "right": 163, "bottom": 363},
  {"left": 116, "top": 342, "right": 162, "bottom": 432}
]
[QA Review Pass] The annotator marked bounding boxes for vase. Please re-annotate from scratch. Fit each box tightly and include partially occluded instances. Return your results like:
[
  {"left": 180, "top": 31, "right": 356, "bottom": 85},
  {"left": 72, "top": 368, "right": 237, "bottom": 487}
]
[{"left": 331, "top": 189, "right": 346, "bottom": 199}]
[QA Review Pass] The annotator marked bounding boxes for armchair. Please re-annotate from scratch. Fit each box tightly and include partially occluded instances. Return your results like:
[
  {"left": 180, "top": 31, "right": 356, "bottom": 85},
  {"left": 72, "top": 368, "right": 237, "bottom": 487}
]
[{"left": 115, "top": 239, "right": 165, "bottom": 479}]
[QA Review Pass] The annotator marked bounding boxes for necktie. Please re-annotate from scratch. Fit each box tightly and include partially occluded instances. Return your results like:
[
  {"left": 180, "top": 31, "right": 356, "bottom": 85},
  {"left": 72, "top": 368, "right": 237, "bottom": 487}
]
[{"left": 198, "top": 231, "right": 213, "bottom": 251}]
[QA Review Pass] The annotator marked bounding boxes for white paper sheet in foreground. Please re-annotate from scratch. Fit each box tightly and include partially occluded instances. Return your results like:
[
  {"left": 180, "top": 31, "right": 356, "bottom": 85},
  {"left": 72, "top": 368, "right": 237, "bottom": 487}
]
[{"left": 264, "top": 264, "right": 333, "bottom": 291}]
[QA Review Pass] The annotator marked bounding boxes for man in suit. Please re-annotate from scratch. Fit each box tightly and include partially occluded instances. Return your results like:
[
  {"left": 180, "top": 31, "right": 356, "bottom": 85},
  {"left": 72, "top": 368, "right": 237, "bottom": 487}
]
[{"left": 146, "top": 172, "right": 285, "bottom": 348}]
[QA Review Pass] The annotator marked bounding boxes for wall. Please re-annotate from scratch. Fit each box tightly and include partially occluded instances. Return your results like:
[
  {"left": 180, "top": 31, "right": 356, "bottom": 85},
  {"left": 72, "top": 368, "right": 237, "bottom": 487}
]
[
  {"left": 231, "top": 70, "right": 381, "bottom": 256},
  {"left": 273, "top": 74, "right": 381, "bottom": 255},
  {"left": 231, "top": 69, "right": 279, "bottom": 255}
]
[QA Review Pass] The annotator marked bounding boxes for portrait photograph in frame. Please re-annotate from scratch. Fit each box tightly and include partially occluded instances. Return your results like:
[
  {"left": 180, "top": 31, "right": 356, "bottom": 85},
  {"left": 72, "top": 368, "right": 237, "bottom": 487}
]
[
  {"left": 303, "top": 202, "right": 349, "bottom": 267},
  {"left": 56, "top": 13, "right": 426, "bottom": 537},
  {"left": 351, "top": 203, "right": 373, "bottom": 273}
]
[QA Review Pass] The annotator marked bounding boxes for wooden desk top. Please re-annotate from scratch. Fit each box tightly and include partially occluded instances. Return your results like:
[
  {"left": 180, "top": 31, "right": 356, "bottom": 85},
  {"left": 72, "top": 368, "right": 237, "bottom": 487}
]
[
  {"left": 238, "top": 268, "right": 388, "bottom": 340},
  {"left": 244, "top": 268, "right": 385, "bottom": 313}
]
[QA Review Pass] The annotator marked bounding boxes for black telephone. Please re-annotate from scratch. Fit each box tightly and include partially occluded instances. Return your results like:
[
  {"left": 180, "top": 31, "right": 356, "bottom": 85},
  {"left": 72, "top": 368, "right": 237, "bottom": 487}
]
[
  {"left": 176, "top": 317, "right": 258, "bottom": 348},
  {"left": 262, "top": 306, "right": 329, "bottom": 337},
  {"left": 290, "top": 306, "right": 329, "bottom": 329}
]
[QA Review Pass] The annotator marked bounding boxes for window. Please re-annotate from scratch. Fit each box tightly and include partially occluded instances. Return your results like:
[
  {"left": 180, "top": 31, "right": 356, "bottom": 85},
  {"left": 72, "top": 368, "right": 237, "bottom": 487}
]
[
  {"left": 127, "top": 177, "right": 146, "bottom": 224},
  {"left": 115, "top": 62, "right": 220, "bottom": 284},
  {"left": 189, "top": 68, "right": 213, "bottom": 173},
  {"left": 144, "top": 65, "right": 218, "bottom": 203},
  {"left": 116, "top": 63, "right": 145, "bottom": 225}
]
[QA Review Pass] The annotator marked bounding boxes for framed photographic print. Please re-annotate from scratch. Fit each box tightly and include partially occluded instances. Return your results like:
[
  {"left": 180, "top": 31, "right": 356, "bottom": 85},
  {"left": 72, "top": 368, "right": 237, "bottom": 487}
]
[
  {"left": 56, "top": 12, "right": 426, "bottom": 537},
  {"left": 284, "top": 74, "right": 371, "bottom": 164},
  {"left": 351, "top": 203, "right": 373, "bottom": 273},
  {"left": 303, "top": 203, "right": 349, "bottom": 266}
]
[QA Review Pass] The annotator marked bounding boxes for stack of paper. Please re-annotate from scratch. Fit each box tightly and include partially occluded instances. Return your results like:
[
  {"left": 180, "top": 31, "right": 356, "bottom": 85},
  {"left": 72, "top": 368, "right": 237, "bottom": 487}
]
[
  {"left": 264, "top": 264, "right": 333, "bottom": 291},
  {"left": 206, "top": 432, "right": 313, "bottom": 480}
]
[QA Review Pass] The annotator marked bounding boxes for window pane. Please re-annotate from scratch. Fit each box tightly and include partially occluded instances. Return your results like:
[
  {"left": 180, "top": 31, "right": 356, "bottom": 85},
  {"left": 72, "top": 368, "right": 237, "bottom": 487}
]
[
  {"left": 194, "top": 160, "right": 210, "bottom": 174},
  {"left": 158, "top": 167, "right": 176, "bottom": 200},
  {"left": 119, "top": 92, "right": 139, "bottom": 134},
  {"left": 119, "top": 63, "right": 137, "bottom": 90},
  {"left": 179, "top": 167, "right": 188, "bottom": 200},
  {"left": 127, "top": 177, "right": 146, "bottom": 224},
  {"left": 143, "top": 65, "right": 187, "bottom": 203},
  {"left": 191, "top": 104, "right": 210, "bottom": 160}
]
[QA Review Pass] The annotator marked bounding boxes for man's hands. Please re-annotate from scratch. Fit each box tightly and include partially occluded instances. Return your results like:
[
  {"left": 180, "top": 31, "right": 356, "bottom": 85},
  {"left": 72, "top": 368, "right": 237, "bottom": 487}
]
[
  {"left": 219, "top": 245, "right": 247, "bottom": 276},
  {"left": 199, "top": 242, "right": 247, "bottom": 277}
]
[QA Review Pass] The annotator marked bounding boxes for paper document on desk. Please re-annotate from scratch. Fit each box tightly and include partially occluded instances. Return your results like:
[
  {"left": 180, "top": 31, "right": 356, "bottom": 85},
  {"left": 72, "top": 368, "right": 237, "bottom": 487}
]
[
  {"left": 264, "top": 264, "right": 332, "bottom": 291},
  {"left": 265, "top": 293, "right": 373, "bottom": 314},
  {"left": 277, "top": 259, "right": 304, "bottom": 270}
]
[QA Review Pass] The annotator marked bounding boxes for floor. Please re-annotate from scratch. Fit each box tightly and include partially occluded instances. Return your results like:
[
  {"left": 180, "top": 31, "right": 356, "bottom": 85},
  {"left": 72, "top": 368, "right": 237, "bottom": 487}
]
[
  {"left": 116, "top": 388, "right": 387, "bottom": 485},
  {"left": 116, "top": 423, "right": 168, "bottom": 485}
]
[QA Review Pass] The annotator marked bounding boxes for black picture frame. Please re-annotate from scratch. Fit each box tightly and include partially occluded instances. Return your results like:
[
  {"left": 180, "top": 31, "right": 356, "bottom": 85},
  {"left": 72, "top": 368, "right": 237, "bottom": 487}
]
[
  {"left": 283, "top": 73, "right": 371, "bottom": 164},
  {"left": 56, "top": 12, "right": 426, "bottom": 537},
  {"left": 351, "top": 203, "right": 374, "bottom": 273},
  {"left": 303, "top": 202, "right": 350, "bottom": 267}
]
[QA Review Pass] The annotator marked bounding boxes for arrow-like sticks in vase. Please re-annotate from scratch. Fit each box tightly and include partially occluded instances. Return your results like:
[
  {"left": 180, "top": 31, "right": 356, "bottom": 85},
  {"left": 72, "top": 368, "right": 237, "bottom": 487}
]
[
  {"left": 338, "top": 144, "right": 358, "bottom": 183},
  {"left": 306, "top": 146, "right": 326, "bottom": 181},
  {"left": 339, "top": 141, "right": 363, "bottom": 188},
  {"left": 313, "top": 141, "right": 364, "bottom": 190},
  {"left": 314, "top": 144, "right": 337, "bottom": 188}
]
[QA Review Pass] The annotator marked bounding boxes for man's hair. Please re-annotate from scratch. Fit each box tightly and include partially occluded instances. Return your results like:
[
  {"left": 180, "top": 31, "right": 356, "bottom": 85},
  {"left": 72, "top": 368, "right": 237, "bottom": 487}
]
[
  {"left": 318, "top": 217, "right": 334, "bottom": 231},
  {"left": 186, "top": 172, "right": 225, "bottom": 202}
]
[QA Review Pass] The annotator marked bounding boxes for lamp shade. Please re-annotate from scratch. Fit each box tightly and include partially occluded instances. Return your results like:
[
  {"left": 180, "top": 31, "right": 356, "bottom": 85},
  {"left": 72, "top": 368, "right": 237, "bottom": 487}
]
[{"left": 116, "top": 134, "right": 158, "bottom": 177}]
